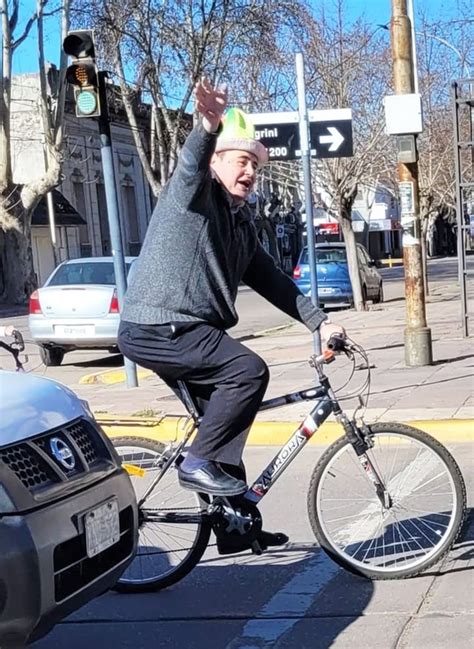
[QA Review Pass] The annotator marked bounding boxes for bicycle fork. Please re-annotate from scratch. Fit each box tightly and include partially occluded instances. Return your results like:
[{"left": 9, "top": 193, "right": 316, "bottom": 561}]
[
  {"left": 338, "top": 414, "right": 393, "bottom": 510},
  {"left": 244, "top": 392, "right": 392, "bottom": 511}
]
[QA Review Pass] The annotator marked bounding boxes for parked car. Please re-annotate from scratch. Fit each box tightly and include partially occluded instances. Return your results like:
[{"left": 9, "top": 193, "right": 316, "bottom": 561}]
[
  {"left": 292, "top": 242, "right": 383, "bottom": 308},
  {"left": 29, "top": 257, "right": 137, "bottom": 366},
  {"left": 0, "top": 328, "right": 138, "bottom": 646}
]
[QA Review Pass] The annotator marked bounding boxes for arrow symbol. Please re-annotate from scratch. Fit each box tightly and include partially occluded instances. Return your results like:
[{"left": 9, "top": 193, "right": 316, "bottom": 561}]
[{"left": 319, "top": 126, "right": 344, "bottom": 151}]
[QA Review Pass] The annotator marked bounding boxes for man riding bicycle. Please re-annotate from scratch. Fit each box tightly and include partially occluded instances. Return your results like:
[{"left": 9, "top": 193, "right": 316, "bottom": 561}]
[{"left": 118, "top": 78, "right": 344, "bottom": 552}]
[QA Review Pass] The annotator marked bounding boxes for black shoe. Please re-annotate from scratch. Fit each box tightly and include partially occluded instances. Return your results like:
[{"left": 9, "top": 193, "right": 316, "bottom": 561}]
[
  {"left": 178, "top": 460, "right": 247, "bottom": 496},
  {"left": 258, "top": 530, "right": 289, "bottom": 548},
  {"left": 216, "top": 530, "right": 289, "bottom": 556}
]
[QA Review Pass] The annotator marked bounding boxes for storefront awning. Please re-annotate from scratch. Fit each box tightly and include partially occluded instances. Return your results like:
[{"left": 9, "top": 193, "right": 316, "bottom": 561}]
[{"left": 32, "top": 190, "right": 86, "bottom": 226}]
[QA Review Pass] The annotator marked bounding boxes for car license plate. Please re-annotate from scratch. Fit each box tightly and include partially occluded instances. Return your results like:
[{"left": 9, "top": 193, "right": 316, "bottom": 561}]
[
  {"left": 54, "top": 325, "right": 95, "bottom": 336},
  {"left": 319, "top": 288, "right": 334, "bottom": 294},
  {"left": 85, "top": 499, "right": 120, "bottom": 558}
]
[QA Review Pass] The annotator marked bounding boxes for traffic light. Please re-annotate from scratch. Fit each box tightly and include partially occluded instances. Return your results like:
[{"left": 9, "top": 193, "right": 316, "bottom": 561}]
[{"left": 63, "top": 30, "right": 101, "bottom": 118}]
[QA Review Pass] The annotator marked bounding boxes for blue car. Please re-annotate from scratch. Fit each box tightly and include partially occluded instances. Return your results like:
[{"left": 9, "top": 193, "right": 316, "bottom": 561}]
[{"left": 292, "top": 242, "right": 384, "bottom": 308}]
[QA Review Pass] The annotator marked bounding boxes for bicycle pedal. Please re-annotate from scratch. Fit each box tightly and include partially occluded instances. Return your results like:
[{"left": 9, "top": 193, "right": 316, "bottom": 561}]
[{"left": 251, "top": 540, "right": 264, "bottom": 555}]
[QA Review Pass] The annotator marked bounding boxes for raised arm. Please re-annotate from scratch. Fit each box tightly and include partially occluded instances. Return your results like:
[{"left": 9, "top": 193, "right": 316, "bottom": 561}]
[{"left": 168, "top": 79, "right": 228, "bottom": 206}]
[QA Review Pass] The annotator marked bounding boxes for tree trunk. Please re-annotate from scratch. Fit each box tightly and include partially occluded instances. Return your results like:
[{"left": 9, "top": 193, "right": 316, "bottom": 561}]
[
  {"left": 340, "top": 216, "right": 366, "bottom": 311},
  {"left": 0, "top": 215, "right": 37, "bottom": 304}
]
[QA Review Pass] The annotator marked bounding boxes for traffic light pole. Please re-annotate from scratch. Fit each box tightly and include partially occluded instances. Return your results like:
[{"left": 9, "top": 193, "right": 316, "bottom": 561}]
[
  {"left": 98, "top": 72, "right": 138, "bottom": 388},
  {"left": 391, "top": 0, "right": 432, "bottom": 366}
]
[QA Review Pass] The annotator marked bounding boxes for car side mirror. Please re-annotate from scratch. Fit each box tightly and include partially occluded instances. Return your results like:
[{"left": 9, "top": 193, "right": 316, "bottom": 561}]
[{"left": 368, "top": 260, "right": 377, "bottom": 268}]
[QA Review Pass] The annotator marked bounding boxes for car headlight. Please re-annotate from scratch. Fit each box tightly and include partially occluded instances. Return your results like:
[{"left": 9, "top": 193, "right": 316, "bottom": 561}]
[{"left": 79, "top": 398, "right": 94, "bottom": 419}]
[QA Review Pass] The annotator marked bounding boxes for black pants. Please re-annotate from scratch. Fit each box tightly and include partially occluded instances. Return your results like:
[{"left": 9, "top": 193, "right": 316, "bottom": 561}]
[{"left": 118, "top": 321, "right": 269, "bottom": 466}]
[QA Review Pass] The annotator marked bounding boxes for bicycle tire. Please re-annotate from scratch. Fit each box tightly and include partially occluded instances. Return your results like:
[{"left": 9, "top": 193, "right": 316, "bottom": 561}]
[
  {"left": 111, "top": 436, "right": 211, "bottom": 592},
  {"left": 307, "top": 423, "right": 466, "bottom": 580}
]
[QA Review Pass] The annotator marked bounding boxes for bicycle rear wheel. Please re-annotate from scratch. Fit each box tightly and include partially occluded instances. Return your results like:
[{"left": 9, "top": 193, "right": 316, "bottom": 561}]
[
  {"left": 112, "top": 436, "right": 211, "bottom": 592},
  {"left": 308, "top": 423, "right": 466, "bottom": 580}
]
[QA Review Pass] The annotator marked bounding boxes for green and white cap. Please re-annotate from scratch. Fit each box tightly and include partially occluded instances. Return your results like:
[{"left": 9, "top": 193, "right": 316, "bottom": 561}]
[{"left": 215, "top": 108, "right": 268, "bottom": 166}]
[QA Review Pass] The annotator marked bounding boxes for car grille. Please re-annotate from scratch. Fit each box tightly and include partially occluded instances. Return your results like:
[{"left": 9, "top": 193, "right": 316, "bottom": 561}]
[
  {"left": 0, "top": 418, "right": 112, "bottom": 493},
  {"left": 53, "top": 506, "right": 135, "bottom": 602},
  {"left": 0, "top": 444, "right": 55, "bottom": 490}
]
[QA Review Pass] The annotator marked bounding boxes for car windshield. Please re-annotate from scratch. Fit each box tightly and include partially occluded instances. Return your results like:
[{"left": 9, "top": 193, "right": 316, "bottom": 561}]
[
  {"left": 301, "top": 248, "right": 347, "bottom": 264},
  {"left": 48, "top": 262, "right": 133, "bottom": 286}
]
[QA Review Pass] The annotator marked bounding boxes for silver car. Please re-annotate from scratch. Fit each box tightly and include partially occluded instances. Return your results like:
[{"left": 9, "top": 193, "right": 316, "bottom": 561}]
[{"left": 29, "top": 256, "right": 137, "bottom": 366}]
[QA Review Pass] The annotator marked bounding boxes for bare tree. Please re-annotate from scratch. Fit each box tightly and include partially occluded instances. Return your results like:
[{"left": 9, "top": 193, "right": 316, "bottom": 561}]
[
  {"left": 74, "top": 0, "right": 312, "bottom": 196},
  {"left": 415, "top": 10, "right": 473, "bottom": 250},
  {"left": 0, "top": 0, "right": 70, "bottom": 304},
  {"left": 303, "top": 3, "right": 393, "bottom": 310}
]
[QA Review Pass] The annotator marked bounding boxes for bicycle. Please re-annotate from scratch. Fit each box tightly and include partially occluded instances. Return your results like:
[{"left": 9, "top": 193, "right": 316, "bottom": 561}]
[
  {"left": 110, "top": 333, "right": 467, "bottom": 593},
  {"left": 0, "top": 325, "right": 26, "bottom": 371}
]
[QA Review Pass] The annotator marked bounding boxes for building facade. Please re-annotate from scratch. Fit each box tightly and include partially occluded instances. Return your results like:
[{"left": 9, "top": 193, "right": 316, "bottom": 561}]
[{"left": 10, "top": 73, "right": 154, "bottom": 286}]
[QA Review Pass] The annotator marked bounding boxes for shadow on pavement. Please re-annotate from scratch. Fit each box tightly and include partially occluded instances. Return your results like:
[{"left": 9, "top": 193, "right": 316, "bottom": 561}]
[
  {"left": 431, "top": 353, "right": 474, "bottom": 366},
  {"left": 414, "top": 507, "right": 474, "bottom": 578},
  {"left": 63, "top": 353, "right": 124, "bottom": 368}
]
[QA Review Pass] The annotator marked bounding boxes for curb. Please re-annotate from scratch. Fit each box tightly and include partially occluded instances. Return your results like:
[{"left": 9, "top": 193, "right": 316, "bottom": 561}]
[
  {"left": 379, "top": 258, "right": 403, "bottom": 268},
  {"left": 80, "top": 368, "right": 154, "bottom": 385},
  {"left": 96, "top": 414, "right": 473, "bottom": 446}
]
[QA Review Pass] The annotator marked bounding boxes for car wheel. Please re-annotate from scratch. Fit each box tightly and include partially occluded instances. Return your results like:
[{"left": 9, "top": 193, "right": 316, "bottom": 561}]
[
  {"left": 39, "top": 345, "right": 65, "bottom": 367},
  {"left": 373, "top": 282, "right": 384, "bottom": 304}
]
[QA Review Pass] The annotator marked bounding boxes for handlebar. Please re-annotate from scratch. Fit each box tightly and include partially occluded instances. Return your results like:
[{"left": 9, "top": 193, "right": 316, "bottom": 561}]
[
  {"left": 326, "top": 333, "right": 347, "bottom": 353},
  {"left": 0, "top": 326, "right": 25, "bottom": 352}
]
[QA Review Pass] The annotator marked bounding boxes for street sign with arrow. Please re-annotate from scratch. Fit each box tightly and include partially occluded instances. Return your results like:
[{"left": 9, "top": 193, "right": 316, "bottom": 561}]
[{"left": 250, "top": 108, "right": 353, "bottom": 161}]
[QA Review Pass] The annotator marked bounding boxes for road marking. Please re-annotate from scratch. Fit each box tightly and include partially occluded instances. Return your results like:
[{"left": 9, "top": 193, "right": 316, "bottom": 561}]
[{"left": 225, "top": 550, "right": 338, "bottom": 648}]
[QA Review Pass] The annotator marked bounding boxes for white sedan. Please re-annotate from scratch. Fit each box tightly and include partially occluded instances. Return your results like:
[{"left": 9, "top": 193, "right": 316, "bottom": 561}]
[{"left": 28, "top": 256, "right": 137, "bottom": 366}]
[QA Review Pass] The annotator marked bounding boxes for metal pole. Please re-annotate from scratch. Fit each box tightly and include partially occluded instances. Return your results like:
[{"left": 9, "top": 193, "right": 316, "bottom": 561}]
[
  {"left": 46, "top": 191, "right": 59, "bottom": 267},
  {"left": 98, "top": 71, "right": 138, "bottom": 387},
  {"left": 451, "top": 80, "right": 469, "bottom": 337},
  {"left": 406, "top": 0, "right": 430, "bottom": 298},
  {"left": 391, "top": 0, "right": 433, "bottom": 365},
  {"left": 406, "top": 0, "right": 419, "bottom": 94},
  {"left": 295, "top": 52, "right": 321, "bottom": 355}
]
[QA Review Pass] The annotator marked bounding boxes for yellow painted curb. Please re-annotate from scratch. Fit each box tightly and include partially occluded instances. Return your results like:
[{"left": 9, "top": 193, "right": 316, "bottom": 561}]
[
  {"left": 80, "top": 368, "right": 154, "bottom": 385},
  {"left": 95, "top": 414, "right": 474, "bottom": 446},
  {"left": 378, "top": 258, "right": 403, "bottom": 266}
]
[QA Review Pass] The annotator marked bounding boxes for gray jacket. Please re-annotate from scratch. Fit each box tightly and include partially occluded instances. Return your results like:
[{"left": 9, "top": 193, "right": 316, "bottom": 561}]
[{"left": 121, "top": 123, "right": 327, "bottom": 332}]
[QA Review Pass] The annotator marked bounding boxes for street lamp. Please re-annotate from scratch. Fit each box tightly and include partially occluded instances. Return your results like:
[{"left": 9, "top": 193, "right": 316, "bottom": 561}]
[
  {"left": 415, "top": 31, "right": 472, "bottom": 79},
  {"left": 406, "top": 0, "right": 472, "bottom": 82}
]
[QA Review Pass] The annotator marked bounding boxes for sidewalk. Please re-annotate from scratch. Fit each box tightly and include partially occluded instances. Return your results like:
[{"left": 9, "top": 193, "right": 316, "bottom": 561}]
[{"left": 72, "top": 275, "right": 473, "bottom": 445}]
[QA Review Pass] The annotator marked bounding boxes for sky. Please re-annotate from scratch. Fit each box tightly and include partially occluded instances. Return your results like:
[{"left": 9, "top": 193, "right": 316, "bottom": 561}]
[{"left": 10, "top": 0, "right": 466, "bottom": 75}]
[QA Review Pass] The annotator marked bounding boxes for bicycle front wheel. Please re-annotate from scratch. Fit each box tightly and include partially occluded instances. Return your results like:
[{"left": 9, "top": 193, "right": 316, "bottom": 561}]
[
  {"left": 308, "top": 423, "right": 466, "bottom": 580},
  {"left": 112, "top": 437, "right": 211, "bottom": 592}
]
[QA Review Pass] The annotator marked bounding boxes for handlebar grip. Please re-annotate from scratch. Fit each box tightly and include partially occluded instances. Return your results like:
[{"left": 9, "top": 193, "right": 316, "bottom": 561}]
[
  {"left": 12, "top": 329, "right": 25, "bottom": 350},
  {"left": 327, "top": 333, "right": 347, "bottom": 352},
  {"left": 0, "top": 326, "right": 25, "bottom": 351}
]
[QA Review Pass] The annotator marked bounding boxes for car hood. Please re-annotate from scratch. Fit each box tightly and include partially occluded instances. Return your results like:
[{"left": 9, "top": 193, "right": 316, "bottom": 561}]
[{"left": 0, "top": 371, "right": 90, "bottom": 445}]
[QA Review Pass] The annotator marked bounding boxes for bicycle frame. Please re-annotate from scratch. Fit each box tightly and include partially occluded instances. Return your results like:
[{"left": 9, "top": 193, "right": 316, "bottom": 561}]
[
  {"left": 137, "top": 355, "right": 390, "bottom": 511},
  {"left": 244, "top": 387, "right": 335, "bottom": 504}
]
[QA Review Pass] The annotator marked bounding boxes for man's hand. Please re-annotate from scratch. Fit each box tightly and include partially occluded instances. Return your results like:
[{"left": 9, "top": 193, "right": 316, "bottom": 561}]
[
  {"left": 320, "top": 321, "right": 346, "bottom": 343},
  {"left": 194, "top": 77, "right": 228, "bottom": 134}
]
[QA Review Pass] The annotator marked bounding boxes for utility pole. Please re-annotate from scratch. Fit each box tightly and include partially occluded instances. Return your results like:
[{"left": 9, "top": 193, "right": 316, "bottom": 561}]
[{"left": 390, "top": 0, "right": 432, "bottom": 365}]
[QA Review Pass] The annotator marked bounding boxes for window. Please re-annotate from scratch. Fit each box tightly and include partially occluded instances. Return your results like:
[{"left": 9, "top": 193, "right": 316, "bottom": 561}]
[
  {"left": 122, "top": 185, "right": 141, "bottom": 256},
  {"left": 301, "top": 247, "right": 347, "bottom": 264},
  {"left": 97, "top": 183, "right": 111, "bottom": 255},
  {"left": 73, "top": 182, "right": 91, "bottom": 257},
  {"left": 48, "top": 261, "right": 134, "bottom": 286}
]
